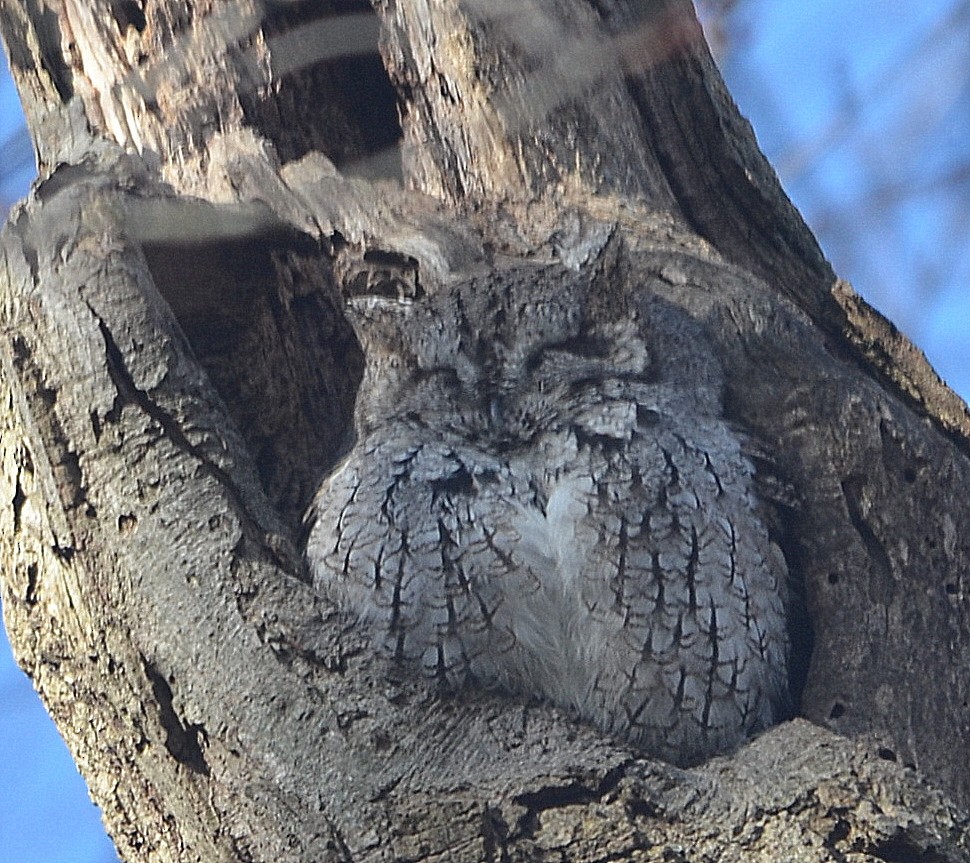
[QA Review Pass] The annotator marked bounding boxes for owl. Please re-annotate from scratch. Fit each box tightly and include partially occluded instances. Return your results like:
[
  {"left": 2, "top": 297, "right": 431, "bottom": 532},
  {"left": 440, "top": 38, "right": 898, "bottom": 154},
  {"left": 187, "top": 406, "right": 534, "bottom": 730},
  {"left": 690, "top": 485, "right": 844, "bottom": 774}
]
[{"left": 305, "top": 255, "right": 790, "bottom": 765}]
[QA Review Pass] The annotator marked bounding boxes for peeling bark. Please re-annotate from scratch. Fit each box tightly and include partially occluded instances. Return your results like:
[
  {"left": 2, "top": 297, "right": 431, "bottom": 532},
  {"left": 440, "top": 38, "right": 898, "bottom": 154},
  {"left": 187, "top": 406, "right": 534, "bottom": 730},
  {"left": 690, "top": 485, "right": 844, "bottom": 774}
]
[{"left": 2, "top": 1, "right": 970, "bottom": 861}]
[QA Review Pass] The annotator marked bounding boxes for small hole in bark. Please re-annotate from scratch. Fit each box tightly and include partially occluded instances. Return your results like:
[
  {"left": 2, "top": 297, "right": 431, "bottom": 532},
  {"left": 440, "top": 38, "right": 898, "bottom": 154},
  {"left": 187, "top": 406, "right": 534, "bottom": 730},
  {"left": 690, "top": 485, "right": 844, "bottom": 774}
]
[
  {"left": 143, "top": 658, "right": 210, "bottom": 775},
  {"left": 25, "top": 563, "right": 39, "bottom": 606},
  {"left": 877, "top": 747, "right": 897, "bottom": 762},
  {"left": 826, "top": 819, "right": 851, "bottom": 846},
  {"left": 12, "top": 478, "right": 26, "bottom": 533},
  {"left": 118, "top": 513, "right": 138, "bottom": 535},
  {"left": 945, "top": 582, "right": 959, "bottom": 596},
  {"left": 111, "top": 0, "right": 147, "bottom": 33},
  {"left": 871, "top": 831, "right": 949, "bottom": 863},
  {"left": 903, "top": 467, "right": 917, "bottom": 483},
  {"left": 34, "top": 7, "right": 75, "bottom": 102},
  {"left": 827, "top": 572, "right": 840, "bottom": 585},
  {"left": 247, "top": 1, "right": 403, "bottom": 179},
  {"left": 829, "top": 702, "right": 846, "bottom": 720},
  {"left": 627, "top": 798, "right": 660, "bottom": 819}
]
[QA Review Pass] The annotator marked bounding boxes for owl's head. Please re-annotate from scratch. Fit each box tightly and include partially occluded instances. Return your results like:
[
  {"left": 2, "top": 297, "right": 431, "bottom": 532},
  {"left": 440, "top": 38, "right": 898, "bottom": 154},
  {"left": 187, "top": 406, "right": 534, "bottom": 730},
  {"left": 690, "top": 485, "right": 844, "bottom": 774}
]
[{"left": 338, "top": 254, "right": 668, "bottom": 437}]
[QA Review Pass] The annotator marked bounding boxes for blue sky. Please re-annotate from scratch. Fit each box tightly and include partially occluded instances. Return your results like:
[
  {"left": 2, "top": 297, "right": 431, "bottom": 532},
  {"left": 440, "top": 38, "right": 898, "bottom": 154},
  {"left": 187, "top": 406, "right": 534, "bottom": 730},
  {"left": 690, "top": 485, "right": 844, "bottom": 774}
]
[
  {"left": 0, "top": 60, "right": 33, "bottom": 210},
  {"left": 1, "top": 2, "right": 968, "bottom": 860},
  {"left": 723, "top": 0, "right": 970, "bottom": 394}
]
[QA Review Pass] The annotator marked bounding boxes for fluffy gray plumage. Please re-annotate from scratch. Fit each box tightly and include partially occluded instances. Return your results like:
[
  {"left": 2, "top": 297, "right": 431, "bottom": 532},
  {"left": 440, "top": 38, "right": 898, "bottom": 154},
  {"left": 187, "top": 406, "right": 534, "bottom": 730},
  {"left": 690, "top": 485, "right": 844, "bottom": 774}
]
[{"left": 306, "top": 258, "right": 789, "bottom": 764}]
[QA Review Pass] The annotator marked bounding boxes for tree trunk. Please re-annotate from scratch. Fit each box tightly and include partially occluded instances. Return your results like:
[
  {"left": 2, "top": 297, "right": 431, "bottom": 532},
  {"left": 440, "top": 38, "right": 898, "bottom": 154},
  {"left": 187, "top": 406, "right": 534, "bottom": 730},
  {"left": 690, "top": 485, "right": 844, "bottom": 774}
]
[{"left": 2, "top": 1, "right": 969, "bottom": 860}]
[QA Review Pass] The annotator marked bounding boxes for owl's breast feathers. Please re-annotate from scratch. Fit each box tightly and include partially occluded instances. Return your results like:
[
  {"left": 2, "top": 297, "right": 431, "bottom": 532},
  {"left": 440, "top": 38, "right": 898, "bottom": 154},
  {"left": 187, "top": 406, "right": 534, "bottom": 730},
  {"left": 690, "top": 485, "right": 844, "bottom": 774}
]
[{"left": 307, "top": 365, "right": 790, "bottom": 765}]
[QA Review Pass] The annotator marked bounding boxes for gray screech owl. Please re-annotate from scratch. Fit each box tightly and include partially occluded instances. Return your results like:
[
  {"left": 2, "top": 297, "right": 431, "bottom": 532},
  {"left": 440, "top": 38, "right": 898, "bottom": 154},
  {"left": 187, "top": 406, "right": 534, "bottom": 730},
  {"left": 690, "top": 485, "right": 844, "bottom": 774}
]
[{"left": 306, "top": 256, "right": 790, "bottom": 765}]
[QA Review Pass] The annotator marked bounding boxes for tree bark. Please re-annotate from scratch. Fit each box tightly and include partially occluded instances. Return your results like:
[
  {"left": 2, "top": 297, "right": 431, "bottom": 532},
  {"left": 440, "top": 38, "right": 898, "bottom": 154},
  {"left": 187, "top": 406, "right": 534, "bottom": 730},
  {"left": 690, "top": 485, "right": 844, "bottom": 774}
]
[{"left": 2, "top": 1, "right": 970, "bottom": 860}]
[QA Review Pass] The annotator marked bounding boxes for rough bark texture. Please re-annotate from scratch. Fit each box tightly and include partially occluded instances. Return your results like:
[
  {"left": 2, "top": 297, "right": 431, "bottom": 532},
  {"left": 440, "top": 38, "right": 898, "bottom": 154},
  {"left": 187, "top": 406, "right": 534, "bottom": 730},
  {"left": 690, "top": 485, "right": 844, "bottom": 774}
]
[{"left": 2, "top": 1, "right": 970, "bottom": 861}]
